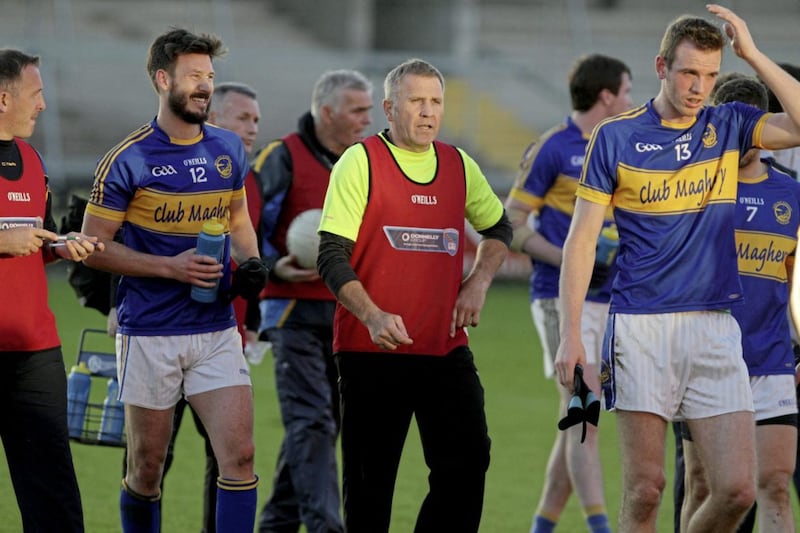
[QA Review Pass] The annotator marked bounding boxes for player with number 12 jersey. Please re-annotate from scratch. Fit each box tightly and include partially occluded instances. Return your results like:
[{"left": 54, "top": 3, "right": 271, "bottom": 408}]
[{"left": 86, "top": 119, "right": 249, "bottom": 336}]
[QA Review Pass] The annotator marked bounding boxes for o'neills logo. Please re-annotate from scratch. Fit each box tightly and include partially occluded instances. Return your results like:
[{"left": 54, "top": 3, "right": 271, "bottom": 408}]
[
  {"left": 411, "top": 194, "right": 437, "bottom": 205},
  {"left": 7, "top": 191, "right": 31, "bottom": 202}
]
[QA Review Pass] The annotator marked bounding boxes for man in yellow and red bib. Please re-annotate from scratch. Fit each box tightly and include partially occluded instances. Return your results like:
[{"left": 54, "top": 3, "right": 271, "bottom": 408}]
[{"left": 317, "top": 58, "right": 511, "bottom": 533}]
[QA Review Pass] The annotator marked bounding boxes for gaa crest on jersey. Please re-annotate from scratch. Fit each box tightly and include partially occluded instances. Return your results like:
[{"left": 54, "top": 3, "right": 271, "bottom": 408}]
[
  {"left": 702, "top": 123, "right": 718, "bottom": 148},
  {"left": 442, "top": 228, "right": 459, "bottom": 256},
  {"left": 773, "top": 200, "right": 792, "bottom": 225},
  {"left": 215, "top": 155, "right": 233, "bottom": 179}
]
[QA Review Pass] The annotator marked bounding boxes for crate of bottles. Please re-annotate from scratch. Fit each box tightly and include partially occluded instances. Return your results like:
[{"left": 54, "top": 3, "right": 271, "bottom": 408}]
[{"left": 66, "top": 328, "right": 126, "bottom": 447}]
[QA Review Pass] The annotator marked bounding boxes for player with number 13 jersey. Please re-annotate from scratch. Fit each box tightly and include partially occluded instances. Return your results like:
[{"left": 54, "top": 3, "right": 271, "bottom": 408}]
[{"left": 578, "top": 99, "right": 768, "bottom": 313}]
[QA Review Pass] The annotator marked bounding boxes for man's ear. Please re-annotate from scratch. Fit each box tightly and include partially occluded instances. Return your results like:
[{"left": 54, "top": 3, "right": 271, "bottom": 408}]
[
  {"left": 655, "top": 56, "right": 667, "bottom": 80},
  {"left": 156, "top": 69, "right": 170, "bottom": 92},
  {"left": 598, "top": 88, "right": 613, "bottom": 107},
  {"left": 382, "top": 99, "right": 392, "bottom": 121},
  {"left": 0, "top": 91, "right": 10, "bottom": 113},
  {"left": 319, "top": 104, "right": 335, "bottom": 125}
]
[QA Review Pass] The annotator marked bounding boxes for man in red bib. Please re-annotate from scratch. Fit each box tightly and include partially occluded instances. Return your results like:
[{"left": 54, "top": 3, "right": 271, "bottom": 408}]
[
  {"left": 254, "top": 69, "right": 373, "bottom": 533},
  {"left": 0, "top": 48, "right": 103, "bottom": 532},
  {"left": 318, "top": 58, "right": 511, "bottom": 532}
]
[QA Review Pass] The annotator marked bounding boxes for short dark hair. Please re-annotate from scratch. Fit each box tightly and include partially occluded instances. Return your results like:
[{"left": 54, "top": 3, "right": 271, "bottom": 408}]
[
  {"left": 146, "top": 27, "right": 226, "bottom": 90},
  {"left": 0, "top": 49, "right": 40, "bottom": 93},
  {"left": 568, "top": 54, "right": 631, "bottom": 112},
  {"left": 214, "top": 81, "right": 257, "bottom": 101},
  {"left": 658, "top": 15, "right": 725, "bottom": 68},
  {"left": 209, "top": 82, "right": 257, "bottom": 116},
  {"left": 710, "top": 71, "right": 747, "bottom": 102},
  {"left": 712, "top": 76, "right": 768, "bottom": 112}
]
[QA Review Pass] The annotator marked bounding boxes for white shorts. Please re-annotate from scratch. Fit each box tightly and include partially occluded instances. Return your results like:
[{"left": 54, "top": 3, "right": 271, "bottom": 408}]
[
  {"left": 602, "top": 311, "right": 753, "bottom": 420},
  {"left": 532, "top": 298, "right": 609, "bottom": 378},
  {"left": 750, "top": 374, "right": 798, "bottom": 422},
  {"left": 117, "top": 326, "right": 251, "bottom": 409}
]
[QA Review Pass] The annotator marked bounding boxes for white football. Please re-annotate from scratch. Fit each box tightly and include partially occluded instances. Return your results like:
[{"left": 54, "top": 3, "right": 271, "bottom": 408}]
[{"left": 286, "top": 208, "right": 323, "bottom": 269}]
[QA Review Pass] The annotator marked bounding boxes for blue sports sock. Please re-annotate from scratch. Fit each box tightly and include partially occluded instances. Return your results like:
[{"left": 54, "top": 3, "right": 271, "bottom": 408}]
[
  {"left": 119, "top": 479, "right": 160, "bottom": 533},
  {"left": 532, "top": 514, "right": 557, "bottom": 533},
  {"left": 216, "top": 476, "right": 258, "bottom": 532},
  {"left": 587, "top": 512, "right": 611, "bottom": 533}
]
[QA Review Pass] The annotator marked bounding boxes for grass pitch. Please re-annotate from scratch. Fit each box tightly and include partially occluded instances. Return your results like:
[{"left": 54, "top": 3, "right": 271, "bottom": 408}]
[{"left": 0, "top": 273, "right": 796, "bottom": 531}]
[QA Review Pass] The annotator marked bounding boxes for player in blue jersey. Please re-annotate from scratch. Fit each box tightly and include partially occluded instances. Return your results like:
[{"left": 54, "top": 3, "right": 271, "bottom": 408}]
[
  {"left": 555, "top": 5, "right": 800, "bottom": 531},
  {"left": 505, "top": 53, "right": 632, "bottom": 533},
  {"left": 81, "top": 29, "right": 267, "bottom": 533},
  {"left": 680, "top": 77, "right": 800, "bottom": 533}
]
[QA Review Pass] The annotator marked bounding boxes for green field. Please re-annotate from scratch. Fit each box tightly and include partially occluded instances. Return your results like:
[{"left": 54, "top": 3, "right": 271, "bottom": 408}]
[{"left": 0, "top": 272, "right": 796, "bottom": 531}]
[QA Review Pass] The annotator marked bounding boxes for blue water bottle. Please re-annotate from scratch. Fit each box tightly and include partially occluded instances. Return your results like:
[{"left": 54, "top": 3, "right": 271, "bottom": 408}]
[
  {"left": 98, "top": 378, "right": 124, "bottom": 444},
  {"left": 191, "top": 218, "right": 226, "bottom": 303},
  {"left": 66, "top": 362, "right": 91, "bottom": 439}
]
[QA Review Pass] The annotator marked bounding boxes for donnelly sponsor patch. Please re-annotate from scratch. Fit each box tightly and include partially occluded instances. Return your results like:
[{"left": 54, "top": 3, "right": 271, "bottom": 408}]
[
  {"left": 383, "top": 226, "right": 460, "bottom": 256},
  {"left": 0, "top": 216, "right": 43, "bottom": 229}
]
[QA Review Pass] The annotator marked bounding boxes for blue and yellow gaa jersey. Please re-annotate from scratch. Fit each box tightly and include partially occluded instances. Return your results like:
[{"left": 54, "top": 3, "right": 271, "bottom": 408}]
[
  {"left": 508, "top": 117, "right": 614, "bottom": 302},
  {"left": 578, "top": 99, "right": 769, "bottom": 314},
  {"left": 86, "top": 119, "right": 248, "bottom": 336},
  {"left": 732, "top": 163, "right": 800, "bottom": 375}
]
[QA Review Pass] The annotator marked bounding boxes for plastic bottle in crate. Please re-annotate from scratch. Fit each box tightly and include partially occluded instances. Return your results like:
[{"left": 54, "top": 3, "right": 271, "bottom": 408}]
[
  {"left": 98, "top": 378, "right": 124, "bottom": 444},
  {"left": 66, "top": 362, "right": 91, "bottom": 439}
]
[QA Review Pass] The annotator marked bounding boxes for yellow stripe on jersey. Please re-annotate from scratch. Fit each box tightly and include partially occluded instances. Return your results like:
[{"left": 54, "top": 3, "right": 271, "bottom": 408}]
[
  {"left": 736, "top": 230, "right": 795, "bottom": 282},
  {"left": 126, "top": 188, "right": 234, "bottom": 236},
  {"left": 613, "top": 150, "right": 739, "bottom": 214},
  {"left": 509, "top": 123, "right": 568, "bottom": 190},
  {"left": 753, "top": 113, "right": 769, "bottom": 149},
  {"left": 85, "top": 202, "right": 127, "bottom": 222},
  {"left": 252, "top": 140, "right": 282, "bottom": 173},
  {"left": 168, "top": 131, "right": 203, "bottom": 146},
  {"left": 516, "top": 175, "right": 616, "bottom": 220},
  {"left": 576, "top": 186, "right": 612, "bottom": 206},
  {"left": 91, "top": 124, "right": 154, "bottom": 205},
  {"left": 543, "top": 174, "right": 579, "bottom": 215},
  {"left": 507, "top": 186, "right": 543, "bottom": 212}
]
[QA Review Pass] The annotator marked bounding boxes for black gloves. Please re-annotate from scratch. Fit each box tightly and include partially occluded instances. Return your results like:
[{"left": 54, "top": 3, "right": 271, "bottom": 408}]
[
  {"left": 557, "top": 364, "right": 601, "bottom": 443},
  {"left": 588, "top": 262, "right": 610, "bottom": 289},
  {"left": 229, "top": 257, "right": 268, "bottom": 301}
]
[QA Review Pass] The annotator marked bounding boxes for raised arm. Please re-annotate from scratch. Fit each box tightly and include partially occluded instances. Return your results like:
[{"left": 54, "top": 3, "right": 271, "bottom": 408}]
[{"left": 708, "top": 4, "right": 800, "bottom": 149}]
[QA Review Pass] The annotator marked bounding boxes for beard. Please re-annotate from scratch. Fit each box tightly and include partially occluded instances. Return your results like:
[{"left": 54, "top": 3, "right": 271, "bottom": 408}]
[{"left": 167, "top": 88, "right": 209, "bottom": 124}]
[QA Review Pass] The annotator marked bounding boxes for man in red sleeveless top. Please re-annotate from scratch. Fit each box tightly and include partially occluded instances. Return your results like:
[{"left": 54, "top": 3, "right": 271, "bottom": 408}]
[
  {"left": 253, "top": 69, "right": 372, "bottom": 533},
  {"left": 0, "top": 48, "right": 103, "bottom": 532},
  {"left": 318, "top": 58, "right": 511, "bottom": 532}
]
